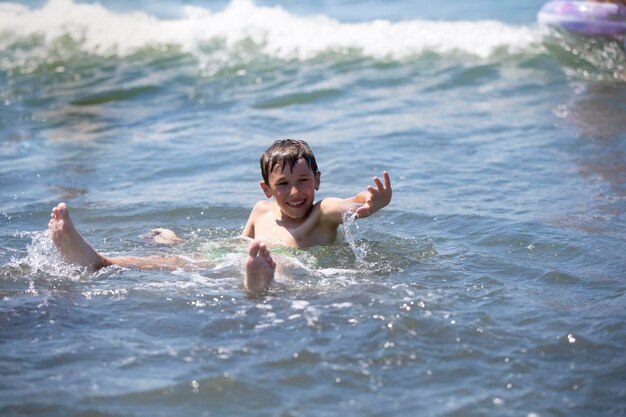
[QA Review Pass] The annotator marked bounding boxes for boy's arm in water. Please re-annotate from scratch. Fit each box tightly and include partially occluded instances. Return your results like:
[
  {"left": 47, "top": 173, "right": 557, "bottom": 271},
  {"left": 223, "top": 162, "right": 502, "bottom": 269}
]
[{"left": 319, "top": 171, "right": 392, "bottom": 228}]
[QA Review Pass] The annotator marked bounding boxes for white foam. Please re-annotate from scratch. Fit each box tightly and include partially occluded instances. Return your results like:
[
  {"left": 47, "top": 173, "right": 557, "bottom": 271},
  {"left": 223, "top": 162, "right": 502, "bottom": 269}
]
[
  {"left": 291, "top": 300, "right": 310, "bottom": 310},
  {"left": 0, "top": 0, "right": 540, "bottom": 60},
  {"left": 8, "top": 230, "right": 87, "bottom": 280}
]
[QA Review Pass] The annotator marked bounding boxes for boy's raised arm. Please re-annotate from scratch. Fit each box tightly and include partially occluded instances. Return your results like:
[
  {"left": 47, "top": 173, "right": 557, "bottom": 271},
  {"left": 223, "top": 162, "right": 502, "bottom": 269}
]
[{"left": 320, "top": 171, "right": 392, "bottom": 226}]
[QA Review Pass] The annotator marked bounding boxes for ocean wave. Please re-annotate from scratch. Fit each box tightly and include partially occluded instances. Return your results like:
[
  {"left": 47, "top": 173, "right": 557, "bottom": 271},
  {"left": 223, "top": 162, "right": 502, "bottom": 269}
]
[{"left": 0, "top": 0, "right": 541, "bottom": 61}]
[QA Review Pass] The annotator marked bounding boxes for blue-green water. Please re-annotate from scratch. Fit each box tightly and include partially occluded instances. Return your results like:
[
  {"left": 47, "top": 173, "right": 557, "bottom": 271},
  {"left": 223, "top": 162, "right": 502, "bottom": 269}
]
[{"left": 1, "top": 1, "right": 625, "bottom": 416}]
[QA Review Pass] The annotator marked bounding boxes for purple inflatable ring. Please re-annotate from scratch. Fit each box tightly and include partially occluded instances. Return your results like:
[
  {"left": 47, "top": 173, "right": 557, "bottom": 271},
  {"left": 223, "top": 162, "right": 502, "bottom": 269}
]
[{"left": 538, "top": 1, "right": 626, "bottom": 35}]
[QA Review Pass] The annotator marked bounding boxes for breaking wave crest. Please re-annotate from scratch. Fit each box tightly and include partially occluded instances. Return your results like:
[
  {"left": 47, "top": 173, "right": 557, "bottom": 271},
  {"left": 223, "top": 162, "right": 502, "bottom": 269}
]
[{"left": 0, "top": 0, "right": 541, "bottom": 62}]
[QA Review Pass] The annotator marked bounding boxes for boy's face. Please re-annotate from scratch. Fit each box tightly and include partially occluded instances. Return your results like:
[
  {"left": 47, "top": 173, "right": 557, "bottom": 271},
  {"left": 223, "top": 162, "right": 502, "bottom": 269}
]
[{"left": 260, "top": 157, "right": 320, "bottom": 220}]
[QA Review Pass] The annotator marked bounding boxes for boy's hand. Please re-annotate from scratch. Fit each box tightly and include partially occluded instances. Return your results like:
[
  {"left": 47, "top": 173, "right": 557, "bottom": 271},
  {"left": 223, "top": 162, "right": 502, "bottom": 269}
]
[{"left": 354, "top": 171, "right": 392, "bottom": 218}]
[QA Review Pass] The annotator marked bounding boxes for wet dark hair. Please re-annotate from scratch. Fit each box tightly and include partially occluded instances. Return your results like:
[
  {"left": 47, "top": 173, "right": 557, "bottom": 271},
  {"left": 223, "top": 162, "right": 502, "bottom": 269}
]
[{"left": 260, "top": 139, "right": 319, "bottom": 185}]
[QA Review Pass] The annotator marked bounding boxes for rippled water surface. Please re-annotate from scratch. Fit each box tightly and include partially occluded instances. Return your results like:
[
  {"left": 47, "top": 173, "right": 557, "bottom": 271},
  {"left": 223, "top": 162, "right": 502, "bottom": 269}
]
[{"left": 1, "top": 1, "right": 625, "bottom": 416}]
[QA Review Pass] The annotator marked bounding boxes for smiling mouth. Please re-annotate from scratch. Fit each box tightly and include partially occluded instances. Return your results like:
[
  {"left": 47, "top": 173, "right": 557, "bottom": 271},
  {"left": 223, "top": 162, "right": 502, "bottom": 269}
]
[{"left": 286, "top": 199, "right": 306, "bottom": 208}]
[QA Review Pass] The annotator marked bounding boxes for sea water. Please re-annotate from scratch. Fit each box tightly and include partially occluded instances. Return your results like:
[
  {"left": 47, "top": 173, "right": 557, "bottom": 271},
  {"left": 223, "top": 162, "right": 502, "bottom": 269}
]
[{"left": 1, "top": 1, "right": 625, "bottom": 416}]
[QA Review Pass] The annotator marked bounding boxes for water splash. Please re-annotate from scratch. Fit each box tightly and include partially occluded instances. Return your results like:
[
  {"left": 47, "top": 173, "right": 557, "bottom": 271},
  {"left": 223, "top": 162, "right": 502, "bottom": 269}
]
[
  {"left": 341, "top": 211, "right": 367, "bottom": 264},
  {"left": 6, "top": 230, "right": 87, "bottom": 280}
]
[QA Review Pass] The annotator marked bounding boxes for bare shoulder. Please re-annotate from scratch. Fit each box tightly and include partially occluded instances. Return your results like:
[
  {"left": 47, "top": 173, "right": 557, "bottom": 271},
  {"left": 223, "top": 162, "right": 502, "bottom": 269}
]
[
  {"left": 252, "top": 200, "right": 274, "bottom": 214},
  {"left": 243, "top": 200, "right": 274, "bottom": 238},
  {"left": 248, "top": 200, "right": 275, "bottom": 224}
]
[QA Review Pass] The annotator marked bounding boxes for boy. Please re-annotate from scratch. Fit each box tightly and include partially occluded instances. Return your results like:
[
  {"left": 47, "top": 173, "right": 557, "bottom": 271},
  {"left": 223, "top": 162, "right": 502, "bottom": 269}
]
[{"left": 48, "top": 139, "right": 392, "bottom": 293}]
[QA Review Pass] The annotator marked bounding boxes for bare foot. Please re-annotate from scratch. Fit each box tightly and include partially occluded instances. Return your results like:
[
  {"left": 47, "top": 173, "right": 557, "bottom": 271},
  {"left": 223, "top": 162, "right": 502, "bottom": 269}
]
[
  {"left": 48, "top": 203, "right": 110, "bottom": 270},
  {"left": 244, "top": 240, "right": 276, "bottom": 293}
]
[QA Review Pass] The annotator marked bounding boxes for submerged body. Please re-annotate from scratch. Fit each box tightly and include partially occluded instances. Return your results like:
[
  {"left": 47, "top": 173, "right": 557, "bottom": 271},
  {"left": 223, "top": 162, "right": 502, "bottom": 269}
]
[{"left": 48, "top": 140, "right": 392, "bottom": 293}]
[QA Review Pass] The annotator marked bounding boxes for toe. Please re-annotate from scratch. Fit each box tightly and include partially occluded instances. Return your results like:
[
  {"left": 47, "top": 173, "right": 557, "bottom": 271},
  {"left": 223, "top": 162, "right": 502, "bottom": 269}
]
[{"left": 248, "top": 240, "right": 261, "bottom": 257}]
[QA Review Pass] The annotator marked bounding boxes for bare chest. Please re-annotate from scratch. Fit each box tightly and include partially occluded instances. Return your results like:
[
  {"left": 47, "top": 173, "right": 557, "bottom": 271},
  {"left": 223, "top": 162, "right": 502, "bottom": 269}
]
[{"left": 253, "top": 217, "right": 336, "bottom": 249}]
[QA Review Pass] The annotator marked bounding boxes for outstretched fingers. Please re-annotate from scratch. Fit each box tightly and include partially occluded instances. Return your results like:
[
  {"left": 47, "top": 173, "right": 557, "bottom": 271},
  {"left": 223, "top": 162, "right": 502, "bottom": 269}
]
[
  {"left": 359, "top": 171, "right": 392, "bottom": 217},
  {"left": 375, "top": 171, "right": 391, "bottom": 193},
  {"left": 373, "top": 176, "right": 384, "bottom": 191},
  {"left": 371, "top": 171, "right": 391, "bottom": 194},
  {"left": 372, "top": 171, "right": 392, "bottom": 200}
]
